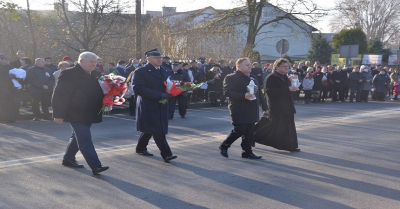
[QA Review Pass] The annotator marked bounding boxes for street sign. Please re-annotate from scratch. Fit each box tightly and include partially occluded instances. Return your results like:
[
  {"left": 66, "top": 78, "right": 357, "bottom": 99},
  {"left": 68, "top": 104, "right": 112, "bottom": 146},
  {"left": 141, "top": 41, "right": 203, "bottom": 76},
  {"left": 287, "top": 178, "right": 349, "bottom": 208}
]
[
  {"left": 276, "top": 39, "right": 289, "bottom": 55},
  {"left": 339, "top": 45, "right": 359, "bottom": 58}
]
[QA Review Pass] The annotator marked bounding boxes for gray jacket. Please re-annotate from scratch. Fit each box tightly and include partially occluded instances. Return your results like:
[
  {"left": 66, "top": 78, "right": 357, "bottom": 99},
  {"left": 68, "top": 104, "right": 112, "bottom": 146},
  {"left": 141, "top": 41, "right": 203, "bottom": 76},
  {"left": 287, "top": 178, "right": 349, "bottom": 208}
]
[
  {"left": 361, "top": 71, "right": 373, "bottom": 90},
  {"left": 302, "top": 78, "right": 314, "bottom": 90}
]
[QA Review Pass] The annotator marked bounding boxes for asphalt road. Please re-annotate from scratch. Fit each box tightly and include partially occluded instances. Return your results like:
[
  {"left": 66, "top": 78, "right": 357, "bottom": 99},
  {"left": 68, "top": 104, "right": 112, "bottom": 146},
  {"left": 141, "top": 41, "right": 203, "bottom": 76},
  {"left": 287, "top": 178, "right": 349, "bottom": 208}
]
[{"left": 0, "top": 100, "right": 399, "bottom": 208}]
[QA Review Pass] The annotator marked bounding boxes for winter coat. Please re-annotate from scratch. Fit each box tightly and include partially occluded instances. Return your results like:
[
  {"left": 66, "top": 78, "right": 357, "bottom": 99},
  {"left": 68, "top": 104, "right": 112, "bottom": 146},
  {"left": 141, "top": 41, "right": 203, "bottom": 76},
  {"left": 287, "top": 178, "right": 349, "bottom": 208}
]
[
  {"left": 302, "top": 78, "right": 314, "bottom": 90},
  {"left": 133, "top": 64, "right": 170, "bottom": 135},
  {"left": 361, "top": 71, "right": 373, "bottom": 91},
  {"left": 312, "top": 71, "right": 323, "bottom": 91},
  {"left": 372, "top": 74, "right": 390, "bottom": 93},
  {"left": 52, "top": 64, "right": 103, "bottom": 124},
  {"left": 223, "top": 70, "right": 268, "bottom": 124},
  {"left": 206, "top": 69, "right": 223, "bottom": 92},
  {"left": 26, "top": 65, "right": 55, "bottom": 94},
  {"left": 349, "top": 72, "right": 365, "bottom": 87},
  {"left": 264, "top": 71, "right": 296, "bottom": 116}
]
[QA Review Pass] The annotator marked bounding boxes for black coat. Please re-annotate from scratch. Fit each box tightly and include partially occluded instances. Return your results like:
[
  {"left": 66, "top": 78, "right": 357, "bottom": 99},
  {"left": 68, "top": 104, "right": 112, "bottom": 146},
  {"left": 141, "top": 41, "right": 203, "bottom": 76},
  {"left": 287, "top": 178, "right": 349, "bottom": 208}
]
[
  {"left": 372, "top": 73, "right": 390, "bottom": 93},
  {"left": 133, "top": 64, "right": 170, "bottom": 135},
  {"left": 312, "top": 71, "right": 323, "bottom": 91},
  {"left": 52, "top": 64, "right": 103, "bottom": 124},
  {"left": 0, "top": 63, "right": 16, "bottom": 121},
  {"left": 26, "top": 66, "right": 55, "bottom": 94},
  {"left": 10, "top": 59, "right": 21, "bottom": 69},
  {"left": 264, "top": 72, "right": 296, "bottom": 116},
  {"left": 223, "top": 70, "right": 268, "bottom": 124},
  {"left": 349, "top": 72, "right": 365, "bottom": 87},
  {"left": 251, "top": 67, "right": 264, "bottom": 88},
  {"left": 169, "top": 69, "right": 191, "bottom": 82},
  {"left": 331, "top": 70, "right": 348, "bottom": 87},
  {"left": 206, "top": 70, "right": 223, "bottom": 92}
]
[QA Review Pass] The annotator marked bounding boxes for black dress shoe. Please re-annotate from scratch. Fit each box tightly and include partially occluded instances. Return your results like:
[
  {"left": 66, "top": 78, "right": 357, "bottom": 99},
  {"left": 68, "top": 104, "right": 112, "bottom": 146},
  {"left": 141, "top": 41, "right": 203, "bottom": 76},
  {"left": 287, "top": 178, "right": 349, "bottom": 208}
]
[
  {"left": 92, "top": 165, "right": 109, "bottom": 175},
  {"left": 286, "top": 148, "right": 301, "bottom": 152},
  {"left": 241, "top": 152, "right": 262, "bottom": 159},
  {"left": 219, "top": 144, "right": 229, "bottom": 158},
  {"left": 163, "top": 155, "right": 177, "bottom": 163},
  {"left": 62, "top": 160, "right": 84, "bottom": 168},
  {"left": 136, "top": 150, "right": 154, "bottom": 156}
]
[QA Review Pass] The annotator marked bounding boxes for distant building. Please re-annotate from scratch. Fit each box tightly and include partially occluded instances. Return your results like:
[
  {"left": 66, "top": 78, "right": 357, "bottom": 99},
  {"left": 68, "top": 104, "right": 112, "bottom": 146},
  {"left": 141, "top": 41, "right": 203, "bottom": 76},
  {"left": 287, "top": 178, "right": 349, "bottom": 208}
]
[{"left": 154, "top": 3, "right": 318, "bottom": 61}]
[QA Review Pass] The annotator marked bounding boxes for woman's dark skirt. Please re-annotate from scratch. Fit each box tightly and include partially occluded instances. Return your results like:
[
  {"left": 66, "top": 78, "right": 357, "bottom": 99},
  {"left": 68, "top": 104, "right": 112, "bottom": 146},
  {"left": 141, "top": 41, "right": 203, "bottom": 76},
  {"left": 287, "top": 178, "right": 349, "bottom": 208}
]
[{"left": 253, "top": 114, "right": 298, "bottom": 150}]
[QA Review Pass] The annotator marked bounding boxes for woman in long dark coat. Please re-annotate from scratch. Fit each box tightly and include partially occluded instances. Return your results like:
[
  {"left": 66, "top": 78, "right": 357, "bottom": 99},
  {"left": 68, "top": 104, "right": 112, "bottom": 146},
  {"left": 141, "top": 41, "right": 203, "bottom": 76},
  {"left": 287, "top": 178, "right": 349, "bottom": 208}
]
[{"left": 254, "top": 58, "right": 300, "bottom": 152}]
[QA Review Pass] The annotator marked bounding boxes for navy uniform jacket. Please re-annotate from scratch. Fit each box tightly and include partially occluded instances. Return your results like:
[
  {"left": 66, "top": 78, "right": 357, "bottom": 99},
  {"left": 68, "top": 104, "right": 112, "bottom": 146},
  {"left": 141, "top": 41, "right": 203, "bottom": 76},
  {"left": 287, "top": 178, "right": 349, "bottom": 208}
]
[
  {"left": 52, "top": 64, "right": 103, "bottom": 124},
  {"left": 133, "top": 63, "right": 170, "bottom": 135},
  {"left": 223, "top": 70, "right": 268, "bottom": 124}
]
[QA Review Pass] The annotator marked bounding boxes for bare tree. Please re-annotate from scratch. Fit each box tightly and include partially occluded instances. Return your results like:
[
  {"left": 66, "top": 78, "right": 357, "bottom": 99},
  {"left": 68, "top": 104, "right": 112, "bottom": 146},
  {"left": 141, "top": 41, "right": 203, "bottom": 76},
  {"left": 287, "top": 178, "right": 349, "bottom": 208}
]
[
  {"left": 213, "top": 0, "right": 326, "bottom": 57},
  {"left": 330, "top": 0, "right": 400, "bottom": 46},
  {"left": 56, "top": 0, "right": 129, "bottom": 52}
]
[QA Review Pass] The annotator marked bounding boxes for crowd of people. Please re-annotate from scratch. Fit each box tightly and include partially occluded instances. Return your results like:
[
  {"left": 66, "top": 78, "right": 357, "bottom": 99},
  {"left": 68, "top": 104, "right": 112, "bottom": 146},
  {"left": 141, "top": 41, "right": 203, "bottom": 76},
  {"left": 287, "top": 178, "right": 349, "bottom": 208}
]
[{"left": 1, "top": 49, "right": 399, "bottom": 124}]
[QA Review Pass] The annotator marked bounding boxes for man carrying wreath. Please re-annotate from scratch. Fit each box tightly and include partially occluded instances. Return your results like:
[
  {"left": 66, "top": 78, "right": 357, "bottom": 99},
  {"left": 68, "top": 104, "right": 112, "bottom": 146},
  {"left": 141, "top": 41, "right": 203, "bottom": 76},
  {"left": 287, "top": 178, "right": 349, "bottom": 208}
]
[
  {"left": 52, "top": 52, "right": 109, "bottom": 175},
  {"left": 132, "top": 49, "right": 177, "bottom": 163}
]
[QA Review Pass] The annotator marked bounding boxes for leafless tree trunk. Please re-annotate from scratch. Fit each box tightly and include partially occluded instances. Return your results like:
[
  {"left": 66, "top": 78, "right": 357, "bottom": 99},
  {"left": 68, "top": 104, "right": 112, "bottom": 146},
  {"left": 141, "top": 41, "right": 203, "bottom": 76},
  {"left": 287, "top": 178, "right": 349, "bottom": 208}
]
[{"left": 26, "top": 0, "right": 37, "bottom": 58}]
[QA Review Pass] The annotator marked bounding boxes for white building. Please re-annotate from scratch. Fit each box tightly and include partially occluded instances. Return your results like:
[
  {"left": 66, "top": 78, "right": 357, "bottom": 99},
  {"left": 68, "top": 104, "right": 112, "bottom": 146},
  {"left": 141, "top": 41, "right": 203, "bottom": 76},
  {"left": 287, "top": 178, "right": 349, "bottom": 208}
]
[{"left": 154, "top": 3, "right": 317, "bottom": 61}]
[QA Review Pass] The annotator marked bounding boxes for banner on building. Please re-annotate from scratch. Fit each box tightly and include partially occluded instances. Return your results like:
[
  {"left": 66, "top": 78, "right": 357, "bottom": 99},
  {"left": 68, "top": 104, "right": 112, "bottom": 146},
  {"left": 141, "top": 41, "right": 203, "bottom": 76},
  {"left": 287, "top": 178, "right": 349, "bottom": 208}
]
[
  {"left": 361, "top": 55, "right": 382, "bottom": 65},
  {"left": 331, "top": 54, "right": 346, "bottom": 66}
]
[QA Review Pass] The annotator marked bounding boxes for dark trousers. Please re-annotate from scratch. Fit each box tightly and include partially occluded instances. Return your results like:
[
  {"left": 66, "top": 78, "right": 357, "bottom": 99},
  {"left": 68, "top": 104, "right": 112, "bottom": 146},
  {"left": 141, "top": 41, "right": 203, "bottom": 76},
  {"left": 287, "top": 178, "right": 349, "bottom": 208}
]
[
  {"left": 350, "top": 86, "right": 362, "bottom": 102},
  {"left": 222, "top": 123, "right": 255, "bottom": 153},
  {"left": 209, "top": 91, "right": 220, "bottom": 107},
  {"left": 291, "top": 90, "right": 299, "bottom": 101},
  {"left": 333, "top": 85, "right": 345, "bottom": 101},
  {"left": 361, "top": 90, "right": 369, "bottom": 101},
  {"left": 129, "top": 95, "right": 137, "bottom": 116},
  {"left": 304, "top": 90, "right": 312, "bottom": 102},
  {"left": 320, "top": 86, "right": 328, "bottom": 100},
  {"left": 64, "top": 123, "right": 101, "bottom": 169},
  {"left": 375, "top": 92, "right": 386, "bottom": 101},
  {"left": 31, "top": 91, "right": 51, "bottom": 118},
  {"left": 220, "top": 94, "right": 227, "bottom": 105},
  {"left": 136, "top": 132, "right": 172, "bottom": 158},
  {"left": 169, "top": 95, "right": 187, "bottom": 118}
]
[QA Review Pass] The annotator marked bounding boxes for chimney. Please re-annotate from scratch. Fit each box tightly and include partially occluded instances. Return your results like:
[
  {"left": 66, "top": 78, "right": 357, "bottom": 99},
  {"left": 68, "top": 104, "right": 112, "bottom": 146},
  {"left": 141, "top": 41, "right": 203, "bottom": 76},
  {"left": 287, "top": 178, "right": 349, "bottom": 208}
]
[{"left": 162, "top": 7, "right": 176, "bottom": 16}]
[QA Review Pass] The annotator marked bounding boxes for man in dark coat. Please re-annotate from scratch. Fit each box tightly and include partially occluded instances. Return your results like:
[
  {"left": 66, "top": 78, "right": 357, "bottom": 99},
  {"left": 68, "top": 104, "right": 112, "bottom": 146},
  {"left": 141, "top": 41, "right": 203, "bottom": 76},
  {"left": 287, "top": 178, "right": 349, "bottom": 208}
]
[
  {"left": 0, "top": 54, "right": 17, "bottom": 123},
  {"left": 52, "top": 52, "right": 109, "bottom": 175},
  {"left": 254, "top": 58, "right": 300, "bottom": 152},
  {"left": 10, "top": 50, "right": 25, "bottom": 68},
  {"left": 219, "top": 57, "right": 268, "bottom": 159},
  {"left": 132, "top": 49, "right": 177, "bottom": 163},
  {"left": 169, "top": 62, "right": 191, "bottom": 119},
  {"left": 349, "top": 66, "right": 365, "bottom": 102},
  {"left": 26, "top": 58, "right": 55, "bottom": 121},
  {"left": 331, "top": 65, "right": 348, "bottom": 102},
  {"left": 162, "top": 56, "right": 172, "bottom": 72}
]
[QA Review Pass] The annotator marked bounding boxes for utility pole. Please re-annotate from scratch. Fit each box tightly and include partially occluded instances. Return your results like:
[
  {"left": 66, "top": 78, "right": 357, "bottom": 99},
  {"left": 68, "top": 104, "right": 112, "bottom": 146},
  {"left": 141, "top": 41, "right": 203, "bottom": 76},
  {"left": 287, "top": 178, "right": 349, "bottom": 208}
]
[
  {"left": 135, "top": 0, "right": 142, "bottom": 59},
  {"left": 26, "top": 0, "right": 37, "bottom": 58}
]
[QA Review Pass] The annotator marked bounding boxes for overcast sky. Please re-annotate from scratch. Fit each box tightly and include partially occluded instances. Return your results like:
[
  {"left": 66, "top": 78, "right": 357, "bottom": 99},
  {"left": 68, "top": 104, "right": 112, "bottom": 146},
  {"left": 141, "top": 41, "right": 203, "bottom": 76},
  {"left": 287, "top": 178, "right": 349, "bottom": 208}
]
[{"left": 11, "top": 0, "right": 336, "bottom": 32}]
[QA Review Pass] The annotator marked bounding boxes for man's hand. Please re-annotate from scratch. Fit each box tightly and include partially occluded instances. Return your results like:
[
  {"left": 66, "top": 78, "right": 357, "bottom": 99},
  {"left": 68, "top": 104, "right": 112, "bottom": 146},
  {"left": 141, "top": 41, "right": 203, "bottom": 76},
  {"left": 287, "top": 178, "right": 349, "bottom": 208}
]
[
  {"left": 263, "top": 110, "right": 269, "bottom": 114},
  {"left": 54, "top": 118, "right": 64, "bottom": 124},
  {"left": 335, "top": 80, "right": 340, "bottom": 83},
  {"left": 160, "top": 93, "right": 172, "bottom": 100},
  {"left": 245, "top": 93, "right": 255, "bottom": 100},
  {"left": 289, "top": 86, "right": 298, "bottom": 91},
  {"left": 43, "top": 85, "right": 49, "bottom": 90}
]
